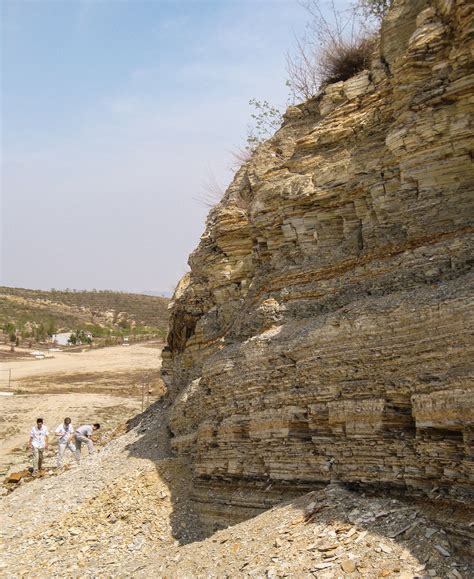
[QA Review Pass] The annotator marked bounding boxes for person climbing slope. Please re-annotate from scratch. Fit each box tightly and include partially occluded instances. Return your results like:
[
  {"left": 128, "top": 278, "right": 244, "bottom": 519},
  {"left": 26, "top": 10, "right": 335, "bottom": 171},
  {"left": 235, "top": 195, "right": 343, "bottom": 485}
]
[
  {"left": 55, "top": 417, "right": 78, "bottom": 468},
  {"left": 28, "top": 418, "right": 49, "bottom": 473}
]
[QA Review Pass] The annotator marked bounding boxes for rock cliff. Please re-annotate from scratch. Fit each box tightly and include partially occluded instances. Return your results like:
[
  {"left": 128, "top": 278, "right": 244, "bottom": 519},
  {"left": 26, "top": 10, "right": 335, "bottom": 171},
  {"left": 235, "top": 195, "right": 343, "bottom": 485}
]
[{"left": 162, "top": 0, "right": 474, "bottom": 533}]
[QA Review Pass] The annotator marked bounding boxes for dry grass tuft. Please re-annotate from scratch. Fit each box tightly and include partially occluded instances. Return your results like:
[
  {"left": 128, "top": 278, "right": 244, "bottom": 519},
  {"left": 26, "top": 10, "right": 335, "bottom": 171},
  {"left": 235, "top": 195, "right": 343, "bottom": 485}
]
[{"left": 318, "top": 36, "right": 376, "bottom": 86}]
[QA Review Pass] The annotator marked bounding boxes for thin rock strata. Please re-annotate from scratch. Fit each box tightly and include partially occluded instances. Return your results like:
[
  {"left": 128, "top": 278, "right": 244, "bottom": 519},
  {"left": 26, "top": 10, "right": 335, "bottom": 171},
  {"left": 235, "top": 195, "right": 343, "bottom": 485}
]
[{"left": 162, "top": 0, "right": 474, "bottom": 539}]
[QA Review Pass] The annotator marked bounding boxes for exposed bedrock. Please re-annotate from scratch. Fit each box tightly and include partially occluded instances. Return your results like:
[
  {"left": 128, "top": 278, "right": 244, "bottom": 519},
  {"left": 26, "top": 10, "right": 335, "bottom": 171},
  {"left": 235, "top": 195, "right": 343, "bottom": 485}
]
[{"left": 162, "top": 0, "right": 474, "bottom": 533}]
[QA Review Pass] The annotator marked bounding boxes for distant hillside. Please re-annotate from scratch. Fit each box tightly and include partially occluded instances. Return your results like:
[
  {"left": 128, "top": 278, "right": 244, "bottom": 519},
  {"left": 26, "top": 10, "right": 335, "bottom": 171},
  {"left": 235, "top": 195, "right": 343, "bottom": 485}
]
[{"left": 0, "top": 287, "right": 170, "bottom": 340}]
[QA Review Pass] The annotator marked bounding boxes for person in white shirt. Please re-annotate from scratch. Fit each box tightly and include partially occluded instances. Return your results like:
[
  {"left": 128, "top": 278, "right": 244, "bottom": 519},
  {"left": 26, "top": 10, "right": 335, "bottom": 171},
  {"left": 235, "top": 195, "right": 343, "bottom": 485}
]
[
  {"left": 28, "top": 418, "right": 49, "bottom": 473},
  {"left": 55, "top": 417, "right": 78, "bottom": 468},
  {"left": 74, "top": 423, "right": 100, "bottom": 462}
]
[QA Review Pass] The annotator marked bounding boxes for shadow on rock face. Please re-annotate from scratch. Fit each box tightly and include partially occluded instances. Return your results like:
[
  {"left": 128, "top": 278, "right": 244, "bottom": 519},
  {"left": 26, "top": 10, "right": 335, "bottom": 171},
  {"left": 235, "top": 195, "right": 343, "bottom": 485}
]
[{"left": 124, "top": 397, "right": 206, "bottom": 546}]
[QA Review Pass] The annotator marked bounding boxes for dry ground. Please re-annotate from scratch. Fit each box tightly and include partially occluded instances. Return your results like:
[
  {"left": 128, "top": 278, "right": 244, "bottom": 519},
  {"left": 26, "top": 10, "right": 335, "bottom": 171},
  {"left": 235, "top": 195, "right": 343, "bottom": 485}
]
[
  {"left": 0, "top": 342, "right": 163, "bottom": 474},
  {"left": 1, "top": 400, "right": 471, "bottom": 578}
]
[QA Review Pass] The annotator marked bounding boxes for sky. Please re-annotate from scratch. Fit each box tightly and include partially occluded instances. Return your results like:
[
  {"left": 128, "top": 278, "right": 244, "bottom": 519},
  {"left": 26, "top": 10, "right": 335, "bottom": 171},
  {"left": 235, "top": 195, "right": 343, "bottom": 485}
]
[{"left": 1, "top": 0, "right": 312, "bottom": 295}]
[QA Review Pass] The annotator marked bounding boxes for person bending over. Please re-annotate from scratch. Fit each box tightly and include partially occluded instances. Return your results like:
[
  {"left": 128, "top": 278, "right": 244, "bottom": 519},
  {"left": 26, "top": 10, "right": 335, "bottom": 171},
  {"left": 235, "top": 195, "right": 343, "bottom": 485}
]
[{"left": 74, "top": 423, "right": 100, "bottom": 462}]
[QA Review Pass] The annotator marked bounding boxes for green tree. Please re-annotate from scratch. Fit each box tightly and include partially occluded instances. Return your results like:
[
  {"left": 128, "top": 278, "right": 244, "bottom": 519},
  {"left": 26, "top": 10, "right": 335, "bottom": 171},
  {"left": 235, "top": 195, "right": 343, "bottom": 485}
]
[
  {"left": 118, "top": 319, "right": 131, "bottom": 330},
  {"left": 34, "top": 324, "right": 47, "bottom": 341},
  {"left": 3, "top": 322, "right": 16, "bottom": 335},
  {"left": 69, "top": 329, "right": 92, "bottom": 345},
  {"left": 46, "top": 319, "right": 57, "bottom": 337}
]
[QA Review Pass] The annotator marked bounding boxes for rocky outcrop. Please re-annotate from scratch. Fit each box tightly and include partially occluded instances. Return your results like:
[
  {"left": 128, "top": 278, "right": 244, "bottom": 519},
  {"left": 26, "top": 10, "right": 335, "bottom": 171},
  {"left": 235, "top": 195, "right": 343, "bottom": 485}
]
[{"left": 162, "top": 0, "right": 474, "bottom": 532}]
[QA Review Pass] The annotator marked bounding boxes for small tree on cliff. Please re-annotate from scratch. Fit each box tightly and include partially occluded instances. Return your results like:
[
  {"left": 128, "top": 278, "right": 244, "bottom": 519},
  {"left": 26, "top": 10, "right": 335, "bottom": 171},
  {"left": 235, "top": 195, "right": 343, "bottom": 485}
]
[
  {"left": 246, "top": 99, "right": 283, "bottom": 151},
  {"left": 358, "top": 0, "right": 392, "bottom": 21}
]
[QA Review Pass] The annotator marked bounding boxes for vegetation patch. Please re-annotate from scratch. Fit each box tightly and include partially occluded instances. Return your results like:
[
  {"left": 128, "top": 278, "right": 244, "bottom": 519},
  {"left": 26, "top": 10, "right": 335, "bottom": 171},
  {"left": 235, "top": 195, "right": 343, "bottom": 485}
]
[{"left": 0, "top": 287, "right": 169, "bottom": 345}]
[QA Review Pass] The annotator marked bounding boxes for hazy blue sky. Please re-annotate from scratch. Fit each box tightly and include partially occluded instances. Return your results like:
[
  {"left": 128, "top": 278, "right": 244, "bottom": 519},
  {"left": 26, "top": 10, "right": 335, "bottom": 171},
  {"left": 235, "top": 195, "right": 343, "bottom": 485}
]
[{"left": 1, "top": 0, "right": 311, "bottom": 294}]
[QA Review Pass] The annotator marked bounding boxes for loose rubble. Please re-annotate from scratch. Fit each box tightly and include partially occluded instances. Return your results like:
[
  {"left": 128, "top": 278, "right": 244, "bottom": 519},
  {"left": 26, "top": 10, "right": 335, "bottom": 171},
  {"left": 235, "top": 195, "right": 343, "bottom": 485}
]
[
  {"left": 1, "top": 401, "right": 201, "bottom": 576},
  {"left": 143, "top": 485, "right": 472, "bottom": 578}
]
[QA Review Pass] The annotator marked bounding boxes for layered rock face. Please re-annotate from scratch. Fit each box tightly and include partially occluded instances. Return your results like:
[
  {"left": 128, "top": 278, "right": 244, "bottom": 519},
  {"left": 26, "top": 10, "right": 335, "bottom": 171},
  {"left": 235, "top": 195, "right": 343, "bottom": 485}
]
[{"left": 162, "top": 0, "right": 474, "bottom": 531}]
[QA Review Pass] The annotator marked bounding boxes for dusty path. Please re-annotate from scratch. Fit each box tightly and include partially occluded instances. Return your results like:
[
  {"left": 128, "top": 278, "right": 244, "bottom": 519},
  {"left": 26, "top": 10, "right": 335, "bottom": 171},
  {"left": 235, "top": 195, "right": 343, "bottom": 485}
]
[
  {"left": 0, "top": 343, "right": 163, "bottom": 473},
  {"left": 1, "top": 342, "right": 162, "bottom": 391}
]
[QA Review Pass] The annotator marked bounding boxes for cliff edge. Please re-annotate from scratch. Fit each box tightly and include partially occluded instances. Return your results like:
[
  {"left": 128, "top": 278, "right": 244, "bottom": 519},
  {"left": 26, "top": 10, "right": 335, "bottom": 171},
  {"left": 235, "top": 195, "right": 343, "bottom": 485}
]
[{"left": 162, "top": 0, "right": 474, "bottom": 537}]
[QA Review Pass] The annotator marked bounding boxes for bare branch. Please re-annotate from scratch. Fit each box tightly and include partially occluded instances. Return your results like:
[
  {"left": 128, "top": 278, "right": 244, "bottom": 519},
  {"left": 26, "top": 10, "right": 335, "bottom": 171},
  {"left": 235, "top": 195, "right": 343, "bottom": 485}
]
[
  {"left": 195, "top": 172, "right": 226, "bottom": 208},
  {"left": 228, "top": 147, "right": 252, "bottom": 173}
]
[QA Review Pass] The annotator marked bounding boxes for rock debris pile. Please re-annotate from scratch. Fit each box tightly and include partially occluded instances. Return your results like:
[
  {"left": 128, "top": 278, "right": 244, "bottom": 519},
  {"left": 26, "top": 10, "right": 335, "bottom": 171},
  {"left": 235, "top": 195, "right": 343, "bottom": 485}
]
[
  {"left": 1, "top": 402, "right": 200, "bottom": 576},
  {"left": 154, "top": 485, "right": 472, "bottom": 579}
]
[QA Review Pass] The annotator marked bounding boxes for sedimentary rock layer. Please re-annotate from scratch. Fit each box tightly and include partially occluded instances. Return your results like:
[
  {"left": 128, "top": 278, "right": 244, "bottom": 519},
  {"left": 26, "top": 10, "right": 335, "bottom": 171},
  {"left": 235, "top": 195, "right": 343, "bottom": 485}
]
[{"left": 162, "top": 0, "right": 474, "bottom": 531}]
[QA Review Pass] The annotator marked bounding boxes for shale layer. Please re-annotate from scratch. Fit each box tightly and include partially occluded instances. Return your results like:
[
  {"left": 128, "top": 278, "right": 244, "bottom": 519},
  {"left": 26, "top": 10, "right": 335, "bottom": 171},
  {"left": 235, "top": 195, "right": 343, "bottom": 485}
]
[{"left": 163, "top": 0, "right": 474, "bottom": 535}]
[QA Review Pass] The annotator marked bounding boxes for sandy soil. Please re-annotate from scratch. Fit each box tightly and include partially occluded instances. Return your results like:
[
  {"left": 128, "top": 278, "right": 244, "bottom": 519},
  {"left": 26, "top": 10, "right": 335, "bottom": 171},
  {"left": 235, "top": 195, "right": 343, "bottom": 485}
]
[{"left": 0, "top": 342, "right": 163, "bottom": 474}]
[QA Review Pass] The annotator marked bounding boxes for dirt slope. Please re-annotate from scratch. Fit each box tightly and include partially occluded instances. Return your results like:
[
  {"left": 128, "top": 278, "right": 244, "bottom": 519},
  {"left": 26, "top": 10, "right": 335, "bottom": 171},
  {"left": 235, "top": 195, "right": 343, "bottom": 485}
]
[{"left": 0, "top": 343, "right": 163, "bottom": 475}]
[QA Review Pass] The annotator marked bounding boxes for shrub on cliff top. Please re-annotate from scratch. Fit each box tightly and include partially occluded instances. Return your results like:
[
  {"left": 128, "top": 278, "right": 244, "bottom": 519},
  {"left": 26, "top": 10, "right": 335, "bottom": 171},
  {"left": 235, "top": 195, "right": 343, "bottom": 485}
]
[
  {"left": 286, "top": 0, "right": 390, "bottom": 101},
  {"left": 317, "top": 35, "right": 376, "bottom": 86},
  {"left": 236, "top": 0, "right": 391, "bottom": 164}
]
